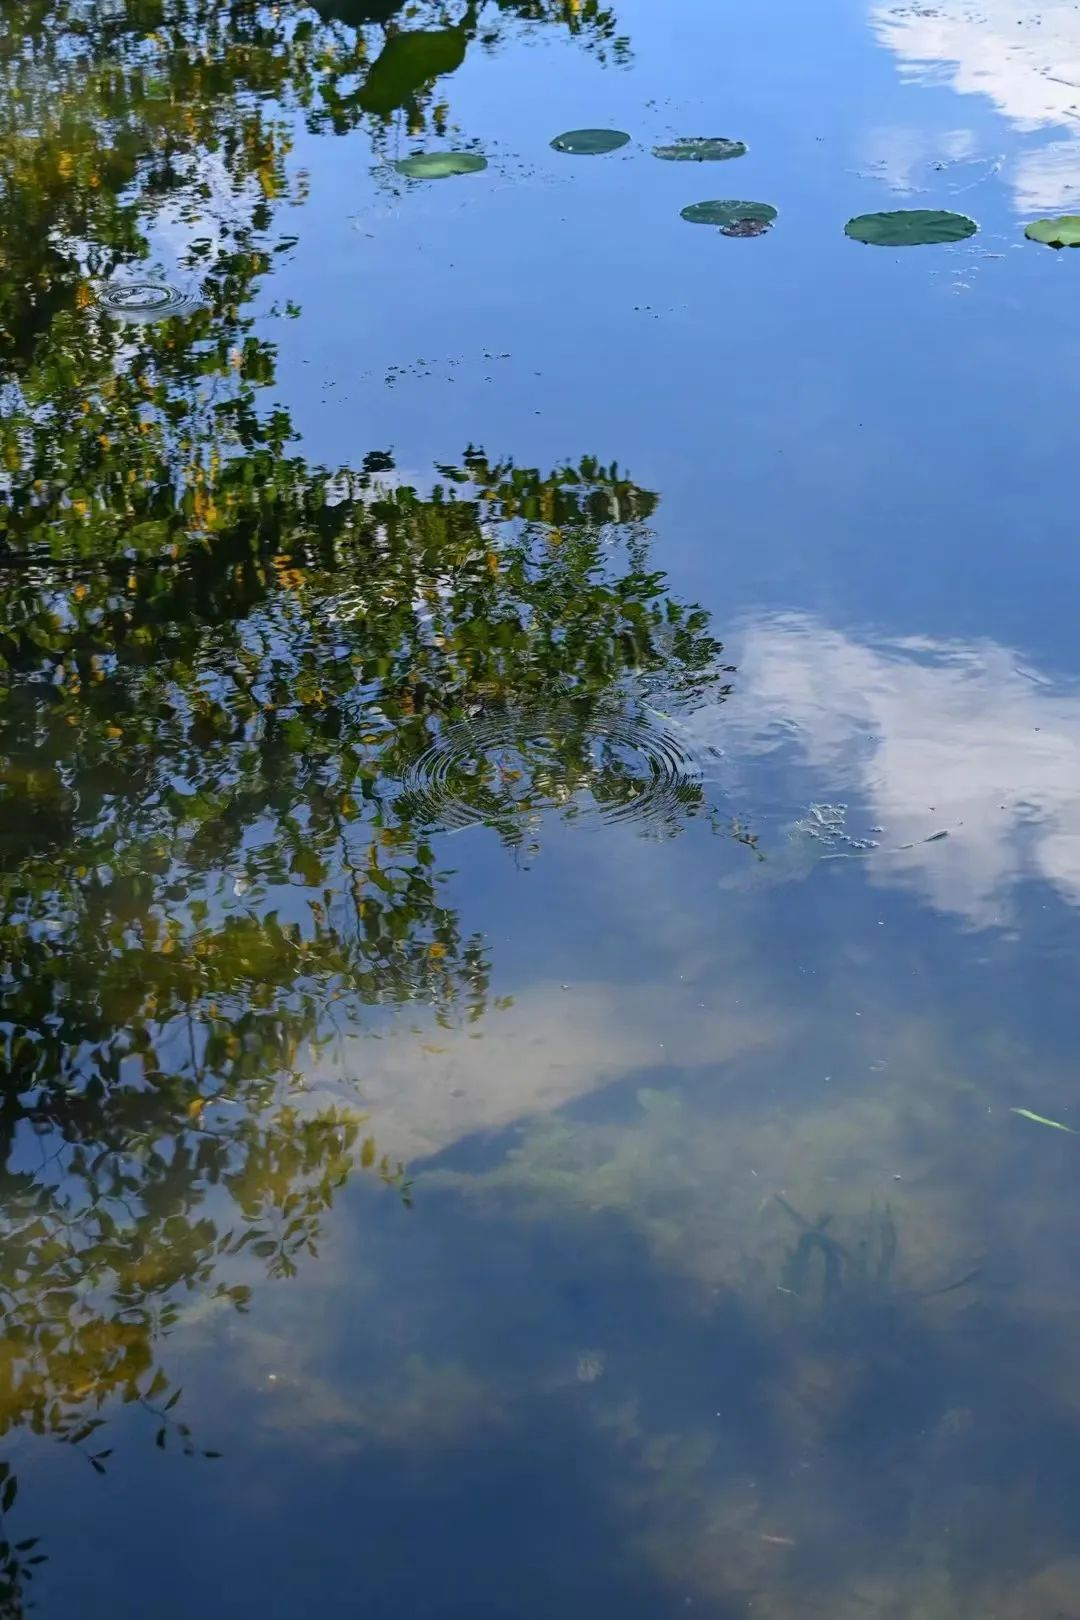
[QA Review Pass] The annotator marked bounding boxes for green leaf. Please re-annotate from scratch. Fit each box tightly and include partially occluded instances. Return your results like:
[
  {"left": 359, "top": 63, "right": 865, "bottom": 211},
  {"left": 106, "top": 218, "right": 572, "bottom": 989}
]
[
  {"left": 1010, "top": 1106, "right": 1077, "bottom": 1134},
  {"left": 679, "top": 199, "right": 777, "bottom": 234},
  {"left": 0, "top": 1480, "right": 14, "bottom": 1514},
  {"left": 844, "top": 209, "right": 977, "bottom": 246},
  {"left": 550, "top": 129, "right": 630, "bottom": 155},
  {"left": 1024, "top": 215, "right": 1080, "bottom": 248},
  {"left": 393, "top": 152, "right": 487, "bottom": 180},
  {"left": 147, "top": 1369, "right": 170, "bottom": 1400},
  {"left": 653, "top": 137, "right": 746, "bottom": 161},
  {"left": 359, "top": 26, "right": 469, "bottom": 118}
]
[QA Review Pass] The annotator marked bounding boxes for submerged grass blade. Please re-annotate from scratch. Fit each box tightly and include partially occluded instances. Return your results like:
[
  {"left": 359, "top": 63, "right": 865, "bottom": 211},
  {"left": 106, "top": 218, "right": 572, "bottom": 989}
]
[{"left": 1010, "top": 1106, "right": 1076, "bottom": 1134}]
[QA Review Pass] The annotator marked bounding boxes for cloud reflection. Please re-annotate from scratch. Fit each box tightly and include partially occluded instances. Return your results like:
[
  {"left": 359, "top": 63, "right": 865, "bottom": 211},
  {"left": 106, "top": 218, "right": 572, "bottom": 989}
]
[
  {"left": 733, "top": 613, "right": 1080, "bottom": 927},
  {"left": 870, "top": 0, "right": 1080, "bottom": 209}
]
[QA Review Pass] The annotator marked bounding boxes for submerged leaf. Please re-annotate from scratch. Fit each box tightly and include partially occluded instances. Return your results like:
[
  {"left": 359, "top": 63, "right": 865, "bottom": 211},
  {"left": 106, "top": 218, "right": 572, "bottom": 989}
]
[
  {"left": 1024, "top": 215, "right": 1080, "bottom": 248},
  {"left": 653, "top": 137, "right": 746, "bottom": 162},
  {"left": 844, "top": 209, "right": 977, "bottom": 247},
  {"left": 1010, "top": 1106, "right": 1076, "bottom": 1134},
  {"left": 550, "top": 128, "right": 630, "bottom": 155},
  {"left": 394, "top": 151, "right": 487, "bottom": 180},
  {"left": 680, "top": 199, "right": 777, "bottom": 232}
]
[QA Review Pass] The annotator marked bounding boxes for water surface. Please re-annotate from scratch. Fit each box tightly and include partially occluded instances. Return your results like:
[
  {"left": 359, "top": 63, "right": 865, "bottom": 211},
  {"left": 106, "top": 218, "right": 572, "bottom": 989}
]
[{"left": 3, "top": 1, "right": 1080, "bottom": 1616}]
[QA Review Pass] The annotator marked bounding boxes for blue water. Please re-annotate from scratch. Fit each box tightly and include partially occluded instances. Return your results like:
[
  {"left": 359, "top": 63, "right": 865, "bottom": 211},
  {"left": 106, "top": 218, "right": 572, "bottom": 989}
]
[{"left": 4, "top": 1, "right": 1080, "bottom": 1616}]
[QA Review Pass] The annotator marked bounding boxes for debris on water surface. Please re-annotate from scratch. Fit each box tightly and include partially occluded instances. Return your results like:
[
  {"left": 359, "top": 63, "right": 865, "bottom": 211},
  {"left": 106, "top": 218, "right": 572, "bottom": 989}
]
[
  {"left": 1010, "top": 1107, "right": 1076, "bottom": 1135},
  {"left": 896, "top": 829, "right": 949, "bottom": 849},
  {"left": 652, "top": 137, "right": 747, "bottom": 162},
  {"left": 721, "top": 216, "right": 771, "bottom": 237},
  {"left": 575, "top": 1350, "right": 606, "bottom": 1384},
  {"left": 793, "top": 802, "right": 880, "bottom": 854}
]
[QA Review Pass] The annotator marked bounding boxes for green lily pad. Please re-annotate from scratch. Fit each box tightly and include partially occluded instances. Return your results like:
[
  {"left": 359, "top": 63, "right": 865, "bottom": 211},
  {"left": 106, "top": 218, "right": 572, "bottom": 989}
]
[
  {"left": 844, "top": 209, "right": 977, "bottom": 246},
  {"left": 1025, "top": 215, "right": 1080, "bottom": 247},
  {"left": 653, "top": 137, "right": 747, "bottom": 162},
  {"left": 550, "top": 128, "right": 630, "bottom": 155},
  {"left": 680, "top": 199, "right": 777, "bottom": 231},
  {"left": 394, "top": 151, "right": 487, "bottom": 180}
]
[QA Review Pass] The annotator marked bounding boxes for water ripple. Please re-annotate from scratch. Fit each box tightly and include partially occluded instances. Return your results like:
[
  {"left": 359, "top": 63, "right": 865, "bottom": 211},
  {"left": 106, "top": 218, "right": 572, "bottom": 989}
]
[
  {"left": 95, "top": 281, "right": 203, "bottom": 321},
  {"left": 396, "top": 704, "right": 703, "bottom": 835}
]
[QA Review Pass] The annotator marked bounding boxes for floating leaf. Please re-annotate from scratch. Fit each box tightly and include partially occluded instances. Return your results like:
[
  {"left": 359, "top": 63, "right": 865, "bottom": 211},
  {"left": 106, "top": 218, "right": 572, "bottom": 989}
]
[
  {"left": 393, "top": 151, "right": 487, "bottom": 180},
  {"left": 1024, "top": 215, "right": 1080, "bottom": 248},
  {"left": 653, "top": 137, "right": 746, "bottom": 162},
  {"left": 1010, "top": 1106, "right": 1076, "bottom": 1134},
  {"left": 550, "top": 128, "right": 630, "bottom": 155},
  {"left": 844, "top": 209, "right": 977, "bottom": 246},
  {"left": 680, "top": 199, "right": 777, "bottom": 234}
]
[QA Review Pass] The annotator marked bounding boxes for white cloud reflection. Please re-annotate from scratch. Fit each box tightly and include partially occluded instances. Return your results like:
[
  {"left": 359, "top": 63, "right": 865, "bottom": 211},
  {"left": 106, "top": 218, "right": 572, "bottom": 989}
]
[
  {"left": 870, "top": 0, "right": 1080, "bottom": 209},
  {"left": 730, "top": 613, "right": 1080, "bottom": 927}
]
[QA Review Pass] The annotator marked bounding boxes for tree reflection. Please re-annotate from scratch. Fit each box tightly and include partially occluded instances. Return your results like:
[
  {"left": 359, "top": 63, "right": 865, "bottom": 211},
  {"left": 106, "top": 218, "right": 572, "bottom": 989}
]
[
  {"left": 0, "top": 410, "right": 726, "bottom": 1604},
  {"left": 312, "top": 0, "right": 629, "bottom": 134},
  {"left": 0, "top": 0, "right": 627, "bottom": 302},
  {"left": 0, "top": 0, "right": 725, "bottom": 1610}
]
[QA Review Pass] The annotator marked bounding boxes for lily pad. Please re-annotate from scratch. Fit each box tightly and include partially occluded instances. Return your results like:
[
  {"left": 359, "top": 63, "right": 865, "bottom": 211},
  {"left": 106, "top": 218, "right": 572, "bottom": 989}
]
[
  {"left": 1025, "top": 215, "right": 1080, "bottom": 248},
  {"left": 653, "top": 137, "right": 747, "bottom": 162},
  {"left": 394, "top": 151, "right": 487, "bottom": 180},
  {"left": 680, "top": 199, "right": 777, "bottom": 232},
  {"left": 844, "top": 209, "right": 977, "bottom": 246},
  {"left": 550, "top": 128, "right": 630, "bottom": 155}
]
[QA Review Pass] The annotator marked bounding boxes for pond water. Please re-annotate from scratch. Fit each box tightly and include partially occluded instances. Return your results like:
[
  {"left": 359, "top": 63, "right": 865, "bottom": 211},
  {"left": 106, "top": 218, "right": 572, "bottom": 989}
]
[{"left": 4, "top": 1, "right": 1080, "bottom": 1615}]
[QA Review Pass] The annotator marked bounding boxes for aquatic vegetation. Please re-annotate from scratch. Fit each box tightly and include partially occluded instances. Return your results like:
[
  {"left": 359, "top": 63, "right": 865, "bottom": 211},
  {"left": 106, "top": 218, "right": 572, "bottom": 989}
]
[
  {"left": 680, "top": 199, "right": 778, "bottom": 233},
  {"left": 1010, "top": 1106, "right": 1076, "bottom": 1134},
  {"left": 1024, "top": 215, "right": 1080, "bottom": 248},
  {"left": 652, "top": 137, "right": 747, "bottom": 161},
  {"left": 550, "top": 128, "right": 631, "bottom": 154},
  {"left": 843, "top": 209, "right": 977, "bottom": 246},
  {"left": 775, "top": 1194, "right": 900, "bottom": 1308},
  {"left": 393, "top": 150, "right": 487, "bottom": 179}
]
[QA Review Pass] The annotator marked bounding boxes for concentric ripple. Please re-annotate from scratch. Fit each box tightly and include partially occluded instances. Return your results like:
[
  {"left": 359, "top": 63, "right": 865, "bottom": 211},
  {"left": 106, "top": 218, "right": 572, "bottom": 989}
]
[
  {"left": 396, "top": 705, "right": 703, "bottom": 834},
  {"left": 95, "top": 281, "right": 203, "bottom": 321}
]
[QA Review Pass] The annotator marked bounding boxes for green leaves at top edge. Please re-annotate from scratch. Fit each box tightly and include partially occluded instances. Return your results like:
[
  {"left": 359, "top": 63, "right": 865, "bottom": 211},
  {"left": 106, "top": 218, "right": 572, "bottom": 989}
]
[
  {"left": 844, "top": 209, "right": 977, "bottom": 246},
  {"left": 550, "top": 128, "right": 630, "bottom": 155},
  {"left": 1024, "top": 215, "right": 1080, "bottom": 248}
]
